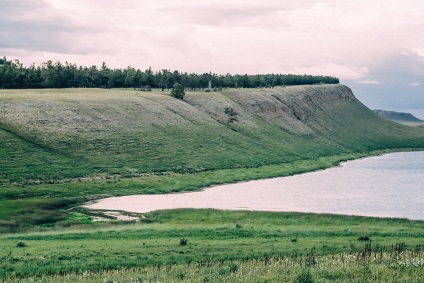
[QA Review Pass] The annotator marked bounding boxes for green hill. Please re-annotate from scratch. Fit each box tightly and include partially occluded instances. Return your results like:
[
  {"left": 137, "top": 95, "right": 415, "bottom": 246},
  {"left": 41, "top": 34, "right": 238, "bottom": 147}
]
[
  {"left": 1, "top": 85, "right": 424, "bottom": 184},
  {"left": 373, "top": 109, "right": 424, "bottom": 125}
]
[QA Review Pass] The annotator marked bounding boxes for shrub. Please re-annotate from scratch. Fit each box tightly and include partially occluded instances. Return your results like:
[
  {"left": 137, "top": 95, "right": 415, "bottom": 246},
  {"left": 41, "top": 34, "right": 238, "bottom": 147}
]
[
  {"left": 175, "top": 271, "right": 185, "bottom": 280},
  {"left": 229, "top": 263, "right": 238, "bottom": 273},
  {"left": 179, "top": 237, "right": 188, "bottom": 246},
  {"left": 293, "top": 269, "right": 314, "bottom": 283},
  {"left": 358, "top": 235, "right": 370, "bottom": 241},
  {"left": 394, "top": 242, "right": 405, "bottom": 253},
  {"left": 16, "top": 241, "right": 27, "bottom": 248},
  {"left": 224, "top": 107, "right": 238, "bottom": 124},
  {"left": 171, "top": 83, "right": 185, "bottom": 100}
]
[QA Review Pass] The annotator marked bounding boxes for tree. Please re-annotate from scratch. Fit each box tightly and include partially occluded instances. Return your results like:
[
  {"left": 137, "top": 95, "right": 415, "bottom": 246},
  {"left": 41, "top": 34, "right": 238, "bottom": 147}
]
[
  {"left": 224, "top": 107, "right": 238, "bottom": 124},
  {"left": 171, "top": 83, "right": 185, "bottom": 100},
  {"left": 0, "top": 57, "right": 340, "bottom": 89}
]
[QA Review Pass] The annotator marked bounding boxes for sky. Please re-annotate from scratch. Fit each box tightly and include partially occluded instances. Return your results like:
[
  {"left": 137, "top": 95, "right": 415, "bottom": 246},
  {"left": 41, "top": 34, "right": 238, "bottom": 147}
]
[{"left": 1, "top": 0, "right": 424, "bottom": 118}]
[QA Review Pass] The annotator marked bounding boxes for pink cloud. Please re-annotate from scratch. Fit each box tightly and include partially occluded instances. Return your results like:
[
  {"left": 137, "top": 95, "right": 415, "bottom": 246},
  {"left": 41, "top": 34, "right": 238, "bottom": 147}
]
[
  {"left": 1, "top": 0, "right": 424, "bottom": 82},
  {"left": 357, "top": 80, "right": 381, "bottom": 85}
]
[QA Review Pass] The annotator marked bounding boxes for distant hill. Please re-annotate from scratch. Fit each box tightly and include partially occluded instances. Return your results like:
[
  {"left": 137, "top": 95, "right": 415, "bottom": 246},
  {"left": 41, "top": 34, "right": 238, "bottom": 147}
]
[
  {"left": 373, "top": 109, "right": 424, "bottom": 124},
  {"left": 1, "top": 85, "right": 424, "bottom": 183}
]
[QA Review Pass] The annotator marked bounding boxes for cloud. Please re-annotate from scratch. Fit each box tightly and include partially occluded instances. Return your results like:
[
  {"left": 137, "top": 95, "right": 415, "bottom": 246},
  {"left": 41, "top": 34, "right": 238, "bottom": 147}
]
[
  {"left": 155, "top": 2, "right": 287, "bottom": 28},
  {"left": 410, "top": 83, "right": 420, "bottom": 87},
  {"left": 0, "top": 0, "right": 104, "bottom": 55},
  {"left": 284, "top": 63, "right": 369, "bottom": 81},
  {"left": 2, "top": 0, "right": 424, "bottom": 82},
  {"left": 410, "top": 47, "right": 424, "bottom": 61},
  {"left": 356, "top": 80, "right": 381, "bottom": 85},
  {"left": 369, "top": 52, "right": 424, "bottom": 84}
]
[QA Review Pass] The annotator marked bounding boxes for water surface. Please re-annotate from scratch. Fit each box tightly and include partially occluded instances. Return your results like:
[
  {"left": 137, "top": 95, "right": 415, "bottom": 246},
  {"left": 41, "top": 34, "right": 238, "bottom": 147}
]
[{"left": 87, "top": 152, "right": 424, "bottom": 220}]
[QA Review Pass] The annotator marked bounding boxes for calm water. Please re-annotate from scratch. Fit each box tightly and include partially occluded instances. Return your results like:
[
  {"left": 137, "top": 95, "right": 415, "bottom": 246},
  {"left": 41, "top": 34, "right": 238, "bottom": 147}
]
[{"left": 87, "top": 152, "right": 424, "bottom": 220}]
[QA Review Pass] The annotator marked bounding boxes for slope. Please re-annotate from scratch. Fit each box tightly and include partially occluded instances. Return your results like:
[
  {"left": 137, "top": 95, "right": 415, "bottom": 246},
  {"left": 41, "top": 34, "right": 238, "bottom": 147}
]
[
  {"left": 373, "top": 109, "right": 424, "bottom": 125},
  {"left": 0, "top": 85, "right": 423, "bottom": 184}
]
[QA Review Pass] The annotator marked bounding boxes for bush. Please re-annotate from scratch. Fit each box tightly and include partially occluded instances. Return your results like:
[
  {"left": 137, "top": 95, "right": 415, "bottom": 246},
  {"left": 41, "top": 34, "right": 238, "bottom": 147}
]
[
  {"left": 16, "top": 241, "right": 27, "bottom": 248},
  {"left": 293, "top": 269, "right": 314, "bottom": 283},
  {"left": 179, "top": 237, "right": 188, "bottom": 246},
  {"left": 358, "top": 235, "right": 370, "bottom": 241},
  {"left": 229, "top": 263, "right": 238, "bottom": 273},
  {"left": 171, "top": 83, "right": 185, "bottom": 100},
  {"left": 224, "top": 107, "right": 238, "bottom": 124},
  {"left": 394, "top": 242, "right": 406, "bottom": 253}
]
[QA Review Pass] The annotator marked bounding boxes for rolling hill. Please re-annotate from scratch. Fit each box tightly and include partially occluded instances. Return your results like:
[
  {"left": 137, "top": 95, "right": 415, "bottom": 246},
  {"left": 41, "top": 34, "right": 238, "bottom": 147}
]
[
  {"left": 373, "top": 109, "right": 424, "bottom": 125},
  {"left": 1, "top": 85, "right": 424, "bottom": 184}
]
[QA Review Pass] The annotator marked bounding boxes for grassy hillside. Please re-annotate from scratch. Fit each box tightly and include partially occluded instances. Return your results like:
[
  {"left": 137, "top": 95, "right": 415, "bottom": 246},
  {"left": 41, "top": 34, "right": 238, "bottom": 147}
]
[
  {"left": 373, "top": 109, "right": 424, "bottom": 126},
  {"left": 1, "top": 85, "right": 423, "bottom": 184}
]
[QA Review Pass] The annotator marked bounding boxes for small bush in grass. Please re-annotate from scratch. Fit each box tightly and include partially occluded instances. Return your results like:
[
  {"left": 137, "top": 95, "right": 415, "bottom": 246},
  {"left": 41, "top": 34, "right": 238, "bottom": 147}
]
[
  {"left": 16, "top": 241, "right": 27, "bottom": 248},
  {"left": 358, "top": 235, "right": 370, "bottom": 241},
  {"left": 235, "top": 223, "right": 242, "bottom": 229},
  {"left": 394, "top": 242, "right": 405, "bottom": 253},
  {"left": 175, "top": 271, "right": 185, "bottom": 280},
  {"left": 229, "top": 263, "right": 238, "bottom": 273},
  {"left": 179, "top": 237, "right": 188, "bottom": 246},
  {"left": 293, "top": 269, "right": 314, "bottom": 283}
]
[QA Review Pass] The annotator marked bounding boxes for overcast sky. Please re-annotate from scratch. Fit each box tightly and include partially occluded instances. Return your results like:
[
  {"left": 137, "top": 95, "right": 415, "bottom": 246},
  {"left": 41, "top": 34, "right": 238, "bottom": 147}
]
[{"left": 2, "top": 0, "right": 424, "bottom": 117}]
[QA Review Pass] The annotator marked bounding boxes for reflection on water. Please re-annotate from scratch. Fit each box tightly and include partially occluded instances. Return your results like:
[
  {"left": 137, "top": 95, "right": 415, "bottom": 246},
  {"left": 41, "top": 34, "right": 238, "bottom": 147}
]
[{"left": 87, "top": 152, "right": 424, "bottom": 220}]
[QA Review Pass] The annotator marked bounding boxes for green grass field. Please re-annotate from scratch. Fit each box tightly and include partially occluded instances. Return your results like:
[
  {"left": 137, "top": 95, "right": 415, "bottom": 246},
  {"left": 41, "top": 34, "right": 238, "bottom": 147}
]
[
  {"left": 1, "top": 210, "right": 423, "bottom": 282},
  {"left": 1, "top": 85, "right": 424, "bottom": 281}
]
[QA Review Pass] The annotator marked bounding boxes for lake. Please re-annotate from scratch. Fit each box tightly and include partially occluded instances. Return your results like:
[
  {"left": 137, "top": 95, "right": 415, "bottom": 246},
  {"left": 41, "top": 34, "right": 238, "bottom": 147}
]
[{"left": 86, "top": 151, "right": 424, "bottom": 220}]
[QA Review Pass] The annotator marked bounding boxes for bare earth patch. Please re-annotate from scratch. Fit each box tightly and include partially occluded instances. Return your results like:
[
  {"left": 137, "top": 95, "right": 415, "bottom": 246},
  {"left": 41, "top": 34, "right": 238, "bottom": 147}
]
[{"left": 90, "top": 211, "right": 141, "bottom": 222}]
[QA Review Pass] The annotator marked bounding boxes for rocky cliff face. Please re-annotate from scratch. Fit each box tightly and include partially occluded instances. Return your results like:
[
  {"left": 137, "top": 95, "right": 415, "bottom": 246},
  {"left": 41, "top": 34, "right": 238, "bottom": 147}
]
[{"left": 216, "top": 85, "right": 357, "bottom": 135}]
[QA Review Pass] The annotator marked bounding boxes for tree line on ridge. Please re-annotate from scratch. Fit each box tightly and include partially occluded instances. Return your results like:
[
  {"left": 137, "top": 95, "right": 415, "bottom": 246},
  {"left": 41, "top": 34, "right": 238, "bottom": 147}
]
[{"left": 0, "top": 57, "right": 339, "bottom": 90}]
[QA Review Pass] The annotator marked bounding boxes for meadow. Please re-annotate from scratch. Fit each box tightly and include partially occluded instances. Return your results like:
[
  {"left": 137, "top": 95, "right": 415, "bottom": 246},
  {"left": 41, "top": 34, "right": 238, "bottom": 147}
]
[
  {"left": 1, "top": 86, "right": 424, "bottom": 281},
  {"left": 1, "top": 210, "right": 424, "bottom": 282}
]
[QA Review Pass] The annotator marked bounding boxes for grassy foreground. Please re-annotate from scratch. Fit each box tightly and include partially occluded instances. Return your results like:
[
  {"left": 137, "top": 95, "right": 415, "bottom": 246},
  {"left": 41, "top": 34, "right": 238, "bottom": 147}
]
[{"left": 1, "top": 210, "right": 423, "bottom": 282}]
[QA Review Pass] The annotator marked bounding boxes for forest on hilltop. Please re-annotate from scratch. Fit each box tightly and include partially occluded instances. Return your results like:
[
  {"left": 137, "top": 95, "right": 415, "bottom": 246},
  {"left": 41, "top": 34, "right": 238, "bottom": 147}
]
[{"left": 0, "top": 56, "right": 339, "bottom": 90}]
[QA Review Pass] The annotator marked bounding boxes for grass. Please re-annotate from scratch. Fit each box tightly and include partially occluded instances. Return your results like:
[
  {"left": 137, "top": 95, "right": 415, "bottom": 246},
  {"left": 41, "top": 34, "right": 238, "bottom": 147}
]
[
  {"left": 1, "top": 86, "right": 423, "bottom": 185},
  {"left": 0, "top": 86, "right": 423, "bottom": 233},
  {"left": 1, "top": 86, "right": 423, "bottom": 228},
  {"left": 0, "top": 150, "right": 404, "bottom": 232},
  {"left": 0, "top": 209, "right": 423, "bottom": 281},
  {"left": 4, "top": 253, "right": 424, "bottom": 282},
  {"left": 0, "top": 198, "right": 79, "bottom": 233},
  {"left": 1, "top": 86, "right": 424, "bottom": 281}
]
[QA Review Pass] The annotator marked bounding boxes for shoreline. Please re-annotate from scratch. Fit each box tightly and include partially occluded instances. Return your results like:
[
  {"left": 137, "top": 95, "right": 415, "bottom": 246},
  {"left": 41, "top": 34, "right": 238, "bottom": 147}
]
[{"left": 84, "top": 149, "right": 424, "bottom": 220}]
